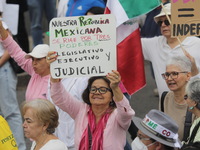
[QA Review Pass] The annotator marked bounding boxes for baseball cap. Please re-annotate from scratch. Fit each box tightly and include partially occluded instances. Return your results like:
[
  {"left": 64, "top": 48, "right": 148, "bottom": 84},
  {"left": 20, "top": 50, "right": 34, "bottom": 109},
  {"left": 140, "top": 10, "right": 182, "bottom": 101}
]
[{"left": 25, "top": 44, "right": 50, "bottom": 59}]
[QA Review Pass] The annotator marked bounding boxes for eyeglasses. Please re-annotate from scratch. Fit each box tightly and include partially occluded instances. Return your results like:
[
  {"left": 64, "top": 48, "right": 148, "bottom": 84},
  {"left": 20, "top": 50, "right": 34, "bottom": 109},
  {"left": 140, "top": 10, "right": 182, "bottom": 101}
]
[
  {"left": 161, "top": 71, "right": 188, "bottom": 80},
  {"left": 184, "top": 94, "right": 188, "bottom": 100},
  {"left": 89, "top": 87, "right": 111, "bottom": 94},
  {"left": 157, "top": 20, "right": 170, "bottom": 27}
]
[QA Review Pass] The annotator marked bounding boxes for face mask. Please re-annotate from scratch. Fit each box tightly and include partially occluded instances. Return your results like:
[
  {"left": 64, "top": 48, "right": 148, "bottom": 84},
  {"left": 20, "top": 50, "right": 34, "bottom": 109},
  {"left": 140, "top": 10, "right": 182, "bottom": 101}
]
[{"left": 131, "top": 137, "right": 148, "bottom": 150}]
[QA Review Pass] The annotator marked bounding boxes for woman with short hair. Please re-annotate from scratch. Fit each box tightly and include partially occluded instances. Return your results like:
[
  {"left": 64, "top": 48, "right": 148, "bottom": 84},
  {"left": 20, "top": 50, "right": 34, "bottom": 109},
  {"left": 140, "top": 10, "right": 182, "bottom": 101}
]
[
  {"left": 161, "top": 55, "right": 193, "bottom": 141},
  {"left": 22, "top": 99, "right": 68, "bottom": 150}
]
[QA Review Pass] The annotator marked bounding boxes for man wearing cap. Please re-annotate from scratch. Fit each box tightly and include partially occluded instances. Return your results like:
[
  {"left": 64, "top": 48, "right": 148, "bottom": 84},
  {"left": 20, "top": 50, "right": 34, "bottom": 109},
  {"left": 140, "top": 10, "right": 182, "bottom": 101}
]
[
  {"left": 131, "top": 109, "right": 182, "bottom": 150},
  {"left": 0, "top": 20, "right": 50, "bottom": 101},
  {"left": 0, "top": 2, "right": 26, "bottom": 150},
  {"left": 141, "top": 3, "right": 200, "bottom": 99}
]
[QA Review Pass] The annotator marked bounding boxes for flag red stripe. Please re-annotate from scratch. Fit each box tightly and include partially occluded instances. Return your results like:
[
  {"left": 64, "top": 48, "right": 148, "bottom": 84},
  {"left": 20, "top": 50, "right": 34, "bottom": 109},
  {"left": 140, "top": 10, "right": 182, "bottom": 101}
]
[
  {"left": 117, "top": 28, "right": 146, "bottom": 94},
  {"left": 104, "top": 7, "right": 110, "bottom": 14}
]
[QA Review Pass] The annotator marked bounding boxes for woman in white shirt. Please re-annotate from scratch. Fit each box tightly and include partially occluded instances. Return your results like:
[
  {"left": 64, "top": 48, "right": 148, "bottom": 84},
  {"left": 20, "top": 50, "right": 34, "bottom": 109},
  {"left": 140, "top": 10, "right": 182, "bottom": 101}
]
[{"left": 22, "top": 99, "right": 68, "bottom": 150}]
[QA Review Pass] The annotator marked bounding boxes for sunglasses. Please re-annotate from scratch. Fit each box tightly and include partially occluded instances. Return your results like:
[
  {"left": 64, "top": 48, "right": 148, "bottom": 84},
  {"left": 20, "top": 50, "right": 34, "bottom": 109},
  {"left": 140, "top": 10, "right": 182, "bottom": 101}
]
[{"left": 157, "top": 20, "right": 170, "bottom": 27}]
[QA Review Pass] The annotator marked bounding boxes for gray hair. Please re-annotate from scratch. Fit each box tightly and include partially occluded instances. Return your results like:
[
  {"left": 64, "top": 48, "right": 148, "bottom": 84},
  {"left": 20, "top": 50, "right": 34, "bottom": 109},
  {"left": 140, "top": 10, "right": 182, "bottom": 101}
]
[
  {"left": 22, "top": 99, "right": 59, "bottom": 134},
  {"left": 185, "top": 78, "right": 200, "bottom": 104},
  {"left": 166, "top": 55, "right": 192, "bottom": 72}
]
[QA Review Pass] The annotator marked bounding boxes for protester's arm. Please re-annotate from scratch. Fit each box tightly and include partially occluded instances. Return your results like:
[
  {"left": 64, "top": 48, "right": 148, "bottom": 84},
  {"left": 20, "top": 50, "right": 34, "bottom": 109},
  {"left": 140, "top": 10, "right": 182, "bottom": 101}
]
[
  {"left": 0, "top": 21, "right": 33, "bottom": 74},
  {"left": 0, "top": 21, "right": 8, "bottom": 40},
  {"left": 47, "top": 51, "right": 84, "bottom": 118},
  {"left": 0, "top": 21, "right": 11, "bottom": 67},
  {"left": 50, "top": 81, "right": 83, "bottom": 119},
  {"left": 106, "top": 70, "right": 135, "bottom": 129},
  {"left": 115, "top": 95, "right": 135, "bottom": 130},
  {"left": 106, "top": 70, "right": 124, "bottom": 102},
  {"left": 141, "top": 38, "right": 153, "bottom": 61},
  {"left": 183, "top": 49, "right": 199, "bottom": 76},
  {"left": 0, "top": 50, "right": 10, "bottom": 67}
]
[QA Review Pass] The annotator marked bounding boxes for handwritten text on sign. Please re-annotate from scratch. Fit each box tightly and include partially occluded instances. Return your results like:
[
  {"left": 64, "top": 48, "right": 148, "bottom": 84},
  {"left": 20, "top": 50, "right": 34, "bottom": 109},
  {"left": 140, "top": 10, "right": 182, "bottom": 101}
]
[
  {"left": 171, "top": 0, "right": 200, "bottom": 37},
  {"left": 49, "top": 15, "right": 116, "bottom": 78}
]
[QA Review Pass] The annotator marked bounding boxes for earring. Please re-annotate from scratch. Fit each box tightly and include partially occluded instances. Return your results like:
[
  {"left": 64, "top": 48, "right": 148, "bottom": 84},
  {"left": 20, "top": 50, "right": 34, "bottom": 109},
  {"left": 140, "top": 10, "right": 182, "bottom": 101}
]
[
  {"left": 109, "top": 100, "right": 114, "bottom": 106},
  {"left": 189, "top": 106, "right": 194, "bottom": 110}
]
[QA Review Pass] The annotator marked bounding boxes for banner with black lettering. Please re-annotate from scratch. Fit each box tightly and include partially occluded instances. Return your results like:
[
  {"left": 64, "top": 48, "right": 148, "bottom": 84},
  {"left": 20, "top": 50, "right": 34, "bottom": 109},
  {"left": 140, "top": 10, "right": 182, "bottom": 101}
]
[
  {"left": 171, "top": 0, "right": 200, "bottom": 37},
  {"left": 49, "top": 14, "right": 116, "bottom": 78}
]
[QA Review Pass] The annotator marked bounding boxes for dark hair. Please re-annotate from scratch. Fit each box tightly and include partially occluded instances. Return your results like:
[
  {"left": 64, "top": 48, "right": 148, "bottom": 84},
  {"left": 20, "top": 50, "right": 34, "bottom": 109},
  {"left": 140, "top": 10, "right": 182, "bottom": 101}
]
[
  {"left": 82, "top": 76, "right": 115, "bottom": 107},
  {"left": 85, "top": 7, "right": 105, "bottom": 15},
  {"left": 163, "top": 145, "right": 174, "bottom": 150}
]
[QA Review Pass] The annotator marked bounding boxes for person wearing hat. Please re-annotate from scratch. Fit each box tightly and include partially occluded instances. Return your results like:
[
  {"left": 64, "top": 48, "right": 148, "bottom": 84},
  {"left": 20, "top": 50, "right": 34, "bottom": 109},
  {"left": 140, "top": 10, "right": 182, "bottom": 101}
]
[
  {"left": 0, "top": 20, "right": 50, "bottom": 101},
  {"left": 0, "top": 2, "right": 26, "bottom": 150},
  {"left": 131, "top": 109, "right": 182, "bottom": 150},
  {"left": 141, "top": 3, "right": 200, "bottom": 99},
  {"left": 183, "top": 78, "right": 200, "bottom": 145}
]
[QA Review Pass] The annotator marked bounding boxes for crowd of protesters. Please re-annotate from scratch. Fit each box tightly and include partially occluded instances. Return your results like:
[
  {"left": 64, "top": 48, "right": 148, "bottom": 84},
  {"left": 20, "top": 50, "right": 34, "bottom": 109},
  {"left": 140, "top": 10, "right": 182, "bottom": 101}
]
[{"left": 1, "top": 0, "right": 200, "bottom": 150}]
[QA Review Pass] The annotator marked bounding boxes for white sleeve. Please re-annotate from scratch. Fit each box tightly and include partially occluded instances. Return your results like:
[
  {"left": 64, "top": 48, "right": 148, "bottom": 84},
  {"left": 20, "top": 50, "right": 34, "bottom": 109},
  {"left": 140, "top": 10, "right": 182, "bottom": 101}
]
[{"left": 190, "top": 72, "right": 200, "bottom": 80}]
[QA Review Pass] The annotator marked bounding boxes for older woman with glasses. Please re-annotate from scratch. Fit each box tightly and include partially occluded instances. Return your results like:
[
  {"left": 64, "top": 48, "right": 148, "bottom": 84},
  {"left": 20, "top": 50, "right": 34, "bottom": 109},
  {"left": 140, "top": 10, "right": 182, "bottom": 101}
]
[
  {"left": 160, "top": 55, "right": 194, "bottom": 141},
  {"left": 47, "top": 52, "right": 135, "bottom": 150},
  {"left": 183, "top": 78, "right": 200, "bottom": 146}
]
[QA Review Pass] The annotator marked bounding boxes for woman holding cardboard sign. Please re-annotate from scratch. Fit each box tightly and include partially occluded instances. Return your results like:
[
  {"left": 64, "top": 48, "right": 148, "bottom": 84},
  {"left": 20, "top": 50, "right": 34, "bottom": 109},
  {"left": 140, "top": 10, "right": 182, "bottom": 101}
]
[{"left": 47, "top": 51, "right": 135, "bottom": 150}]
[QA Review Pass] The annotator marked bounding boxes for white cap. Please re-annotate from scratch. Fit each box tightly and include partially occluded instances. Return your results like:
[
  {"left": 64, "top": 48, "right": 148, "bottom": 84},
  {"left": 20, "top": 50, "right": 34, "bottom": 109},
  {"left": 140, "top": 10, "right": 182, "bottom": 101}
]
[
  {"left": 154, "top": 3, "right": 171, "bottom": 23},
  {"left": 25, "top": 44, "right": 50, "bottom": 59}
]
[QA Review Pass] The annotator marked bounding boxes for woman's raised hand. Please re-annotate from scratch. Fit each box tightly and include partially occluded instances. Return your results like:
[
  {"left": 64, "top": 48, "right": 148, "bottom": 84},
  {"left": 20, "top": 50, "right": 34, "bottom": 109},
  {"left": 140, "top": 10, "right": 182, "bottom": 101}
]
[
  {"left": 183, "top": 49, "right": 199, "bottom": 76},
  {"left": 106, "top": 70, "right": 123, "bottom": 102},
  {"left": 0, "top": 20, "right": 8, "bottom": 40},
  {"left": 106, "top": 70, "right": 121, "bottom": 90},
  {"left": 46, "top": 51, "right": 58, "bottom": 64},
  {"left": 46, "top": 51, "right": 61, "bottom": 83}
]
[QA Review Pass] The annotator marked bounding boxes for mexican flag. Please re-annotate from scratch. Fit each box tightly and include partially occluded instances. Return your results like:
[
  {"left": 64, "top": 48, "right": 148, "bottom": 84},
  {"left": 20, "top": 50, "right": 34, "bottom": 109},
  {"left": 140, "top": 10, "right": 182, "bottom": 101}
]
[{"left": 105, "top": 0, "right": 161, "bottom": 95}]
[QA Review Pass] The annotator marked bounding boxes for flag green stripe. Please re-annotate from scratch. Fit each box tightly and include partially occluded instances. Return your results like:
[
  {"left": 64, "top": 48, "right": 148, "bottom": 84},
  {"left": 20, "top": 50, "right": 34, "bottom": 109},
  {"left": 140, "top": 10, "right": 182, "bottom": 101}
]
[{"left": 119, "top": 0, "right": 161, "bottom": 18}]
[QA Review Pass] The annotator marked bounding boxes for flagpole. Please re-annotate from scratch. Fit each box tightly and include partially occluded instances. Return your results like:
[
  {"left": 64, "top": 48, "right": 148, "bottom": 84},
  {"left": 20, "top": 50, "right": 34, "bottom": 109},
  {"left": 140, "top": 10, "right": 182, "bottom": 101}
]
[
  {"left": 160, "top": 3, "right": 187, "bottom": 55},
  {"left": 56, "top": 0, "right": 59, "bottom": 9}
]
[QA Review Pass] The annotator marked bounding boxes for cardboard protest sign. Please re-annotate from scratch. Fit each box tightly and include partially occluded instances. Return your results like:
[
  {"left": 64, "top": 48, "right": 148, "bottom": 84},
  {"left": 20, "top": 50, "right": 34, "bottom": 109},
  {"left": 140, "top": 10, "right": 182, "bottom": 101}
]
[
  {"left": 171, "top": 0, "right": 200, "bottom": 37},
  {"left": 49, "top": 14, "right": 116, "bottom": 78}
]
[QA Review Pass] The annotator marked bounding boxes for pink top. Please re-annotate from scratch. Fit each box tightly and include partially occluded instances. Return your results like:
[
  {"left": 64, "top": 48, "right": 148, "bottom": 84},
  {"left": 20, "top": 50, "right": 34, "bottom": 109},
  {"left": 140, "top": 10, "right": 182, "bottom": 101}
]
[
  {"left": 51, "top": 82, "right": 135, "bottom": 150},
  {"left": 2, "top": 35, "right": 49, "bottom": 101},
  {"left": 119, "top": 82, "right": 127, "bottom": 93}
]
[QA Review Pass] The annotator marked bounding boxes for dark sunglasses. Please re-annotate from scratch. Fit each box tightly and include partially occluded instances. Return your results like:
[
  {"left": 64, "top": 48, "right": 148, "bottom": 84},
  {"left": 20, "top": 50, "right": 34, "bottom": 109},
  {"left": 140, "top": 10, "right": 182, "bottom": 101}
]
[{"left": 157, "top": 20, "right": 170, "bottom": 27}]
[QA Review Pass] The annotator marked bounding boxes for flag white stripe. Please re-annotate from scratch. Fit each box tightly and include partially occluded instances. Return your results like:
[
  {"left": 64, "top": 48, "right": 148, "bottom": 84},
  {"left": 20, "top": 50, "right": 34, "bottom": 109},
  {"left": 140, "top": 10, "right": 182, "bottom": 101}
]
[
  {"left": 107, "top": 0, "right": 129, "bottom": 27},
  {"left": 117, "top": 20, "right": 139, "bottom": 44}
]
